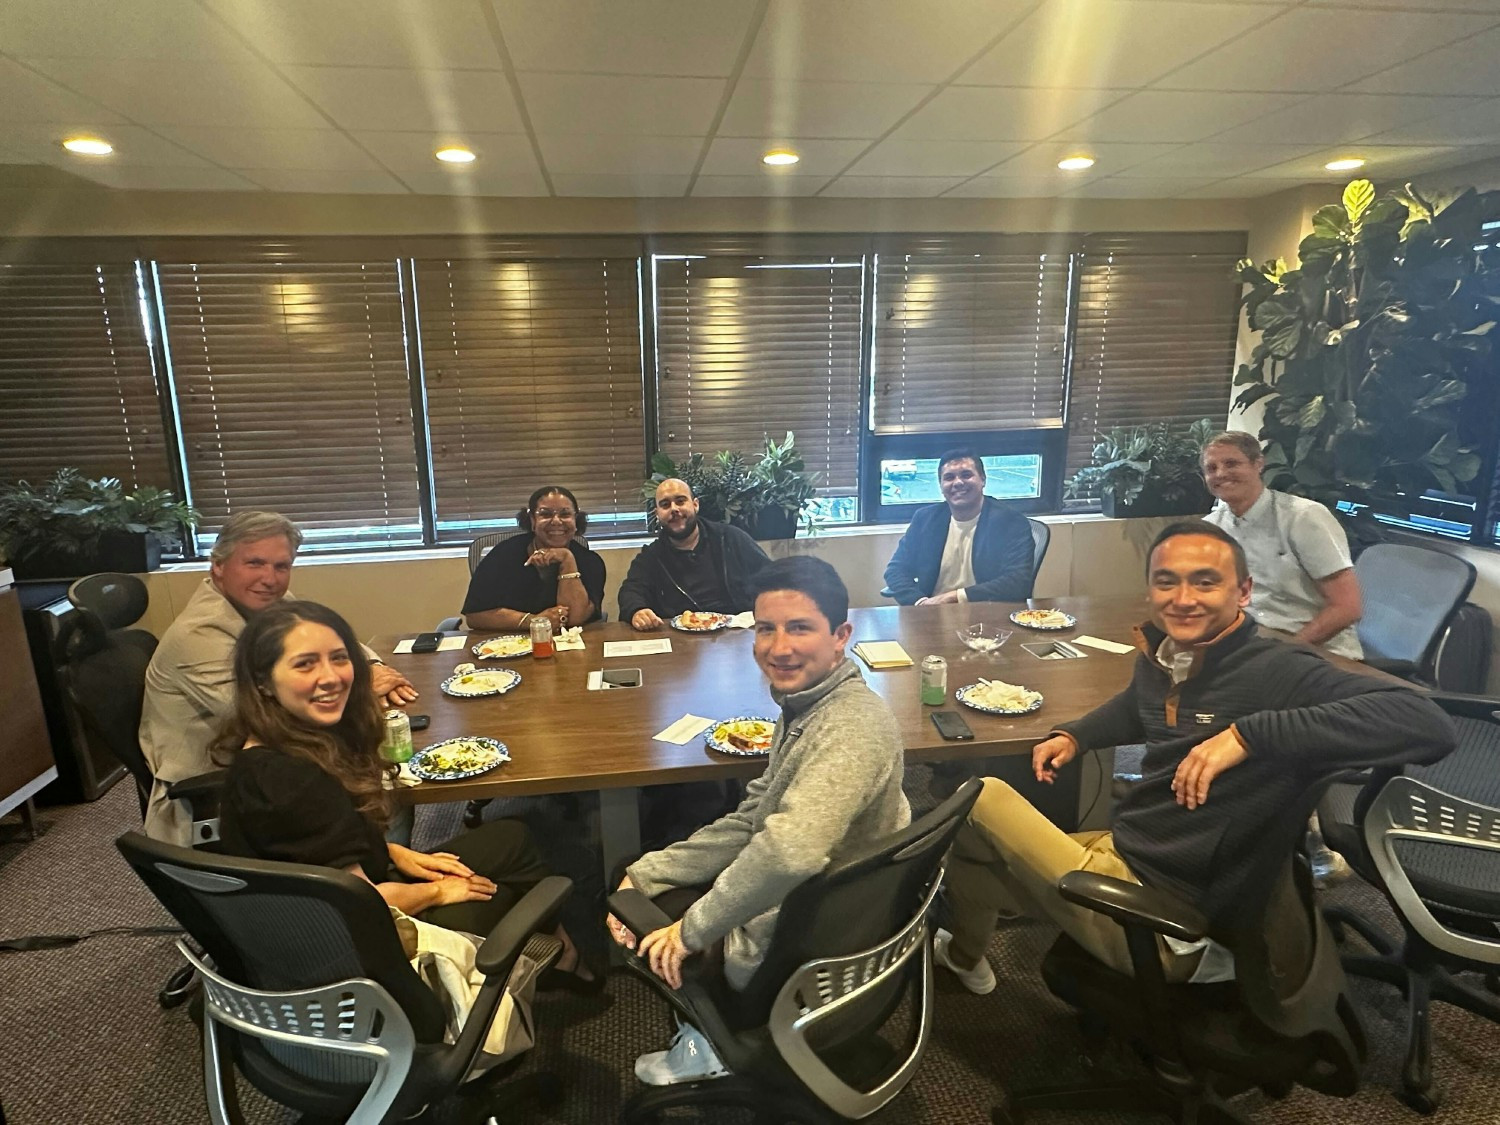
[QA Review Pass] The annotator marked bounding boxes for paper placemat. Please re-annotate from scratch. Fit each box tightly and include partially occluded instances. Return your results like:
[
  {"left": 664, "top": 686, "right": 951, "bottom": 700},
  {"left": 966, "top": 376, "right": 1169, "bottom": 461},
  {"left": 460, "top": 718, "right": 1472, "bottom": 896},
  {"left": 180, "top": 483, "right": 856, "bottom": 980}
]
[
  {"left": 654, "top": 714, "right": 715, "bottom": 744},
  {"left": 392, "top": 635, "right": 469, "bottom": 654},
  {"left": 1071, "top": 634, "right": 1134, "bottom": 655},
  {"left": 604, "top": 638, "right": 673, "bottom": 658}
]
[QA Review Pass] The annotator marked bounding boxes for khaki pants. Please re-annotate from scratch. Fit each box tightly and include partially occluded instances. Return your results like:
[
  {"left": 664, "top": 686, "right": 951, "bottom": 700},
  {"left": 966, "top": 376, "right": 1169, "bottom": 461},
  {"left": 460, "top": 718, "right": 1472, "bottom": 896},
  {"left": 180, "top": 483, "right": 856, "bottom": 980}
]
[{"left": 946, "top": 777, "right": 1202, "bottom": 982}]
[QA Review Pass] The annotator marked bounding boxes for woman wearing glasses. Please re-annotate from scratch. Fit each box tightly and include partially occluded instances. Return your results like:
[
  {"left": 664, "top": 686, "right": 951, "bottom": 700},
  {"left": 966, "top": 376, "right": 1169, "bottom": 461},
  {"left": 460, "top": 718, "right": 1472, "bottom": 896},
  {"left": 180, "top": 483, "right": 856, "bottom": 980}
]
[{"left": 460, "top": 485, "right": 607, "bottom": 630}]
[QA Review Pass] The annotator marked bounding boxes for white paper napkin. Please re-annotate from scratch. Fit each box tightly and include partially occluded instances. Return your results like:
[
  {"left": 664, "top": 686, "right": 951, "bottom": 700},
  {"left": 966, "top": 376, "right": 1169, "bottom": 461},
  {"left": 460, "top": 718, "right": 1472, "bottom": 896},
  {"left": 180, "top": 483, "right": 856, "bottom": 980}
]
[
  {"left": 555, "top": 626, "right": 585, "bottom": 651},
  {"left": 604, "top": 638, "right": 673, "bottom": 658},
  {"left": 727, "top": 611, "right": 755, "bottom": 629},
  {"left": 654, "top": 714, "right": 715, "bottom": 744},
  {"left": 1071, "top": 634, "right": 1135, "bottom": 655},
  {"left": 392, "top": 635, "right": 468, "bottom": 654}
]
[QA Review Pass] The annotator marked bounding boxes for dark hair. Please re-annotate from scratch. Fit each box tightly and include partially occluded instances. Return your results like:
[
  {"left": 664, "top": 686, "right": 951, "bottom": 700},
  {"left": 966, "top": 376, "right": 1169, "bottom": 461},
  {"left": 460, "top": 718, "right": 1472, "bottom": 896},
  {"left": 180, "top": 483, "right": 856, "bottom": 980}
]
[
  {"left": 746, "top": 556, "right": 849, "bottom": 628},
  {"left": 1146, "top": 519, "right": 1249, "bottom": 585},
  {"left": 938, "top": 448, "right": 986, "bottom": 480},
  {"left": 210, "top": 600, "right": 393, "bottom": 826},
  {"left": 515, "top": 485, "right": 589, "bottom": 536}
]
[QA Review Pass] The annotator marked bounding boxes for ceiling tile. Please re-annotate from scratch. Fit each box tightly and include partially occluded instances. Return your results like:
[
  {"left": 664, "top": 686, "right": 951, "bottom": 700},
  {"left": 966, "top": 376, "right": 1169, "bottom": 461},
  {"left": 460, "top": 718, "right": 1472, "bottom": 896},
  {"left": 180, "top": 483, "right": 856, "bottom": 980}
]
[
  {"left": 1155, "top": 7, "right": 1498, "bottom": 93},
  {"left": 820, "top": 176, "right": 969, "bottom": 197},
  {"left": 741, "top": 0, "right": 1034, "bottom": 84},
  {"left": 283, "top": 67, "right": 526, "bottom": 134},
  {"left": 398, "top": 165, "right": 550, "bottom": 196},
  {"left": 550, "top": 173, "right": 691, "bottom": 196},
  {"left": 1210, "top": 93, "right": 1492, "bottom": 146},
  {"left": 942, "top": 175, "right": 1101, "bottom": 197},
  {"left": 0, "top": 59, "right": 126, "bottom": 124},
  {"left": 1366, "top": 98, "right": 1500, "bottom": 145},
  {"left": 60, "top": 164, "right": 263, "bottom": 191},
  {"left": 0, "top": 123, "right": 212, "bottom": 167},
  {"left": 718, "top": 80, "right": 934, "bottom": 139},
  {"left": 536, "top": 134, "right": 704, "bottom": 176},
  {"left": 893, "top": 86, "right": 1127, "bottom": 141},
  {"left": 23, "top": 57, "right": 329, "bottom": 128},
  {"left": 1, "top": 0, "right": 255, "bottom": 61},
  {"left": 846, "top": 139, "right": 1029, "bottom": 176},
  {"left": 987, "top": 141, "right": 1182, "bottom": 176},
  {"left": 350, "top": 130, "right": 539, "bottom": 173},
  {"left": 1177, "top": 178, "right": 1323, "bottom": 198},
  {"left": 152, "top": 127, "right": 383, "bottom": 171},
  {"left": 699, "top": 137, "right": 871, "bottom": 176},
  {"left": 1059, "top": 176, "right": 1221, "bottom": 197},
  {"left": 517, "top": 73, "right": 725, "bottom": 136},
  {"left": 200, "top": 0, "right": 501, "bottom": 69},
  {"left": 1348, "top": 26, "right": 1500, "bottom": 95},
  {"left": 962, "top": 0, "right": 1276, "bottom": 89},
  {"left": 233, "top": 168, "right": 411, "bottom": 194},
  {"left": 1243, "top": 144, "right": 1468, "bottom": 179},
  {"left": 1110, "top": 142, "right": 1321, "bottom": 178},
  {"left": 1063, "top": 90, "right": 1304, "bottom": 143},
  {"left": 690, "top": 174, "right": 830, "bottom": 196},
  {"left": 496, "top": 0, "right": 760, "bottom": 77}
]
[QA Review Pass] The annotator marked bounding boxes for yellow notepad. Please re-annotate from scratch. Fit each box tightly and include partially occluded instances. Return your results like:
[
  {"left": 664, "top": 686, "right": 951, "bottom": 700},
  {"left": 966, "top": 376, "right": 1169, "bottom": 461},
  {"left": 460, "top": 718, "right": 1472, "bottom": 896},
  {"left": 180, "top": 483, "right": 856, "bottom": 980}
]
[{"left": 853, "top": 641, "right": 914, "bottom": 669}]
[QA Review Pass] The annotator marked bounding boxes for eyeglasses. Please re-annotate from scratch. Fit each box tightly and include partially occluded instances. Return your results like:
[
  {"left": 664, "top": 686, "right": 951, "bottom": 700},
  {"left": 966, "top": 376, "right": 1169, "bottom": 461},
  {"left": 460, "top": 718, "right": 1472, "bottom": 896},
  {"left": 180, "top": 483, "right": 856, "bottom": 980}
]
[{"left": 534, "top": 508, "right": 576, "bottom": 521}]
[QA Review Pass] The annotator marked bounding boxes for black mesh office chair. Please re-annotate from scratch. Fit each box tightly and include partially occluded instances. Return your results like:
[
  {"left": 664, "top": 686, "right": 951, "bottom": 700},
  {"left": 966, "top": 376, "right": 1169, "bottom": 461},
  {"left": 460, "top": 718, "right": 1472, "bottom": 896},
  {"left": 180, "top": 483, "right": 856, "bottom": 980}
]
[
  {"left": 1026, "top": 517, "right": 1051, "bottom": 587},
  {"left": 1354, "top": 545, "right": 1476, "bottom": 685},
  {"left": 609, "top": 779, "right": 982, "bottom": 1123},
  {"left": 118, "top": 831, "right": 571, "bottom": 1125},
  {"left": 997, "top": 773, "right": 1366, "bottom": 1125}
]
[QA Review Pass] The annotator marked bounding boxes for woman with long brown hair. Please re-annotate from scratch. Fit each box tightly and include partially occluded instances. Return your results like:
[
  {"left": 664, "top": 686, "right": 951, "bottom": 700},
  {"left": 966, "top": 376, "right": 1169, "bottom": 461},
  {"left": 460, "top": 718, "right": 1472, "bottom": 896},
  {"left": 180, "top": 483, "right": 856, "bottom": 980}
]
[{"left": 212, "top": 600, "right": 596, "bottom": 984}]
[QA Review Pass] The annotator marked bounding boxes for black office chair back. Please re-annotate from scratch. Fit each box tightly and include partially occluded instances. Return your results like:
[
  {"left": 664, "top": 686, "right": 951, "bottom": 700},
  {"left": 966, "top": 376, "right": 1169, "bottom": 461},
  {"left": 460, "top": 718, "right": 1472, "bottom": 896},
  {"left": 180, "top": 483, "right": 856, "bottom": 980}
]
[
  {"left": 68, "top": 571, "right": 149, "bottom": 629},
  {"left": 1026, "top": 517, "right": 1051, "bottom": 585},
  {"left": 1355, "top": 544, "right": 1476, "bottom": 670}
]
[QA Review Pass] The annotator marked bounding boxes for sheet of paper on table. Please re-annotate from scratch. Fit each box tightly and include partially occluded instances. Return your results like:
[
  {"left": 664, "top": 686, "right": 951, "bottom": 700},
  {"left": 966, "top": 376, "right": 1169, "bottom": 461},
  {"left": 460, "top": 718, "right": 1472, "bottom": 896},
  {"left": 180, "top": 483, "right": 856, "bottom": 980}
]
[
  {"left": 727, "top": 611, "right": 755, "bottom": 629},
  {"left": 1070, "top": 635, "right": 1135, "bottom": 655},
  {"left": 392, "top": 635, "right": 469, "bottom": 654},
  {"left": 654, "top": 714, "right": 715, "bottom": 744},
  {"left": 603, "top": 638, "right": 673, "bottom": 658},
  {"left": 852, "top": 641, "right": 914, "bottom": 669}
]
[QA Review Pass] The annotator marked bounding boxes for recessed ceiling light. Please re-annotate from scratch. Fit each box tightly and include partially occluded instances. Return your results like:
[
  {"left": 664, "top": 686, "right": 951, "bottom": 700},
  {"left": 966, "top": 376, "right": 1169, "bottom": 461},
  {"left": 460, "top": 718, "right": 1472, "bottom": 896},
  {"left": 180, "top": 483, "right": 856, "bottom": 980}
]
[
  {"left": 434, "top": 146, "right": 476, "bottom": 164},
  {"left": 62, "top": 137, "right": 113, "bottom": 156},
  {"left": 1324, "top": 158, "right": 1366, "bottom": 172},
  {"left": 1057, "top": 155, "right": 1096, "bottom": 171},
  {"left": 762, "top": 150, "right": 800, "bottom": 166}
]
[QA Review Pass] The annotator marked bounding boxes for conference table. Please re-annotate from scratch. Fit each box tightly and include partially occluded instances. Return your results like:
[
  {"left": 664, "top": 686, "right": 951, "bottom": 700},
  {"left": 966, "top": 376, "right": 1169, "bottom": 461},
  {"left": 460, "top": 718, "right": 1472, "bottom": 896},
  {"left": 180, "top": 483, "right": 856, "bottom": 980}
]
[{"left": 375, "top": 595, "right": 1155, "bottom": 879}]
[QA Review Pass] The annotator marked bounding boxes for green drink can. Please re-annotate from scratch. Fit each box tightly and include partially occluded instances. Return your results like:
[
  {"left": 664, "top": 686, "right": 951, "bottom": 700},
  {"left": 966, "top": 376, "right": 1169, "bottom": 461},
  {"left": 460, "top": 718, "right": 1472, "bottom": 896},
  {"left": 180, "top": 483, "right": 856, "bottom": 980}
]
[
  {"left": 381, "top": 709, "right": 414, "bottom": 764},
  {"left": 920, "top": 655, "right": 947, "bottom": 706}
]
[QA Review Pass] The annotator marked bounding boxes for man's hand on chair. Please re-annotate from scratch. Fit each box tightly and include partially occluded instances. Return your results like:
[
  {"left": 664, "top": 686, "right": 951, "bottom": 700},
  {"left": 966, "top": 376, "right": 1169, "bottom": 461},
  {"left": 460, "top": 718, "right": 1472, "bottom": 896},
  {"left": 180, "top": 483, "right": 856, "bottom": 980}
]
[
  {"left": 639, "top": 919, "right": 693, "bottom": 990},
  {"left": 1172, "top": 727, "right": 1249, "bottom": 810}
]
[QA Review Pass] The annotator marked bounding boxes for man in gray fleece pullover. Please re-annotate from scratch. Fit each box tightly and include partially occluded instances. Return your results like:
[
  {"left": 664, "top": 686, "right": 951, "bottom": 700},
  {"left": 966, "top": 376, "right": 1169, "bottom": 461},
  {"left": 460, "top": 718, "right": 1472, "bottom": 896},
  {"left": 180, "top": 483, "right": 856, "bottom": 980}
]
[{"left": 615, "top": 556, "right": 909, "bottom": 1085}]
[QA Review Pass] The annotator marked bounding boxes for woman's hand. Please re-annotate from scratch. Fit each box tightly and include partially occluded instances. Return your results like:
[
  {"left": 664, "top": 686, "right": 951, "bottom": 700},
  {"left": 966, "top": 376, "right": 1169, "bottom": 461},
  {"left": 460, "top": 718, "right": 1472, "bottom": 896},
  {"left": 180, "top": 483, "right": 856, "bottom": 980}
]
[
  {"left": 389, "top": 844, "right": 474, "bottom": 882},
  {"left": 526, "top": 546, "right": 576, "bottom": 570},
  {"left": 431, "top": 873, "right": 498, "bottom": 906},
  {"left": 639, "top": 920, "right": 693, "bottom": 990}
]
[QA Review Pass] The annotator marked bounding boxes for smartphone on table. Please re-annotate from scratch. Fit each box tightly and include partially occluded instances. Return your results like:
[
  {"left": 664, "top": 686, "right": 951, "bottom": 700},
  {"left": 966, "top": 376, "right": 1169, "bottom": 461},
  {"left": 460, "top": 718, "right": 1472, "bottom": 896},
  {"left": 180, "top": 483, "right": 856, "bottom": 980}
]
[{"left": 931, "top": 711, "right": 974, "bottom": 741}]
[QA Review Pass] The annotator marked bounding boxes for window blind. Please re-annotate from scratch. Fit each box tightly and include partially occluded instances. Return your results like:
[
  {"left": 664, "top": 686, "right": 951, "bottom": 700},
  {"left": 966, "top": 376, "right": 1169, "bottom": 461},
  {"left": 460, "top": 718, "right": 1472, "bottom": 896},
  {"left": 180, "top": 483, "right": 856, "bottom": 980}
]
[
  {"left": 653, "top": 254, "right": 863, "bottom": 494},
  {"left": 871, "top": 239, "right": 1071, "bottom": 435},
  {"left": 1067, "top": 233, "right": 1246, "bottom": 481},
  {"left": 416, "top": 256, "right": 645, "bottom": 537},
  {"left": 0, "top": 261, "right": 169, "bottom": 489},
  {"left": 155, "top": 258, "right": 422, "bottom": 547}
]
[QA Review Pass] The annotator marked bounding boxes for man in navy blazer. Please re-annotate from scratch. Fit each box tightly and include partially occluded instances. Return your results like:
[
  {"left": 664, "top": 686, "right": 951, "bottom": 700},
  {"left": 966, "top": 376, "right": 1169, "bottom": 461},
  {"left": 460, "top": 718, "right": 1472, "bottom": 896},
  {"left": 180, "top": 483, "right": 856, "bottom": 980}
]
[{"left": 883, "top": 449, "right": 1035, "bottom": 605}]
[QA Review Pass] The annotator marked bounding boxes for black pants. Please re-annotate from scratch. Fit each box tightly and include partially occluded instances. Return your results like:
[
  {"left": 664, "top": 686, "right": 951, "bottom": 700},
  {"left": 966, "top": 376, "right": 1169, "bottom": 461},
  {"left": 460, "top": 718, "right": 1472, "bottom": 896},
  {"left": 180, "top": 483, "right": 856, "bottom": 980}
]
[{"left": 413, "top": 819, "right": 552, "bottom": 936}]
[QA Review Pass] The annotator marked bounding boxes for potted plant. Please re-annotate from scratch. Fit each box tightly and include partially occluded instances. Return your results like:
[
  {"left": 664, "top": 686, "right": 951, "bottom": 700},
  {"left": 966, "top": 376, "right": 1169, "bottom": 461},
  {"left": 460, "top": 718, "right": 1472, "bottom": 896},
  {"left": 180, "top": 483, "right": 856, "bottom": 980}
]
[
  {"left": 642, "top": 432, "right": 820, "bottom": 540},
  {"left": 1065, "top": 419, "right": 1217, "bottom": 517},
  {"left": 0, "top": 468, "right": 200, "bottom": 580},
  {"left": 1233, "top": 179, "right": 1498, "bottom": 512}
]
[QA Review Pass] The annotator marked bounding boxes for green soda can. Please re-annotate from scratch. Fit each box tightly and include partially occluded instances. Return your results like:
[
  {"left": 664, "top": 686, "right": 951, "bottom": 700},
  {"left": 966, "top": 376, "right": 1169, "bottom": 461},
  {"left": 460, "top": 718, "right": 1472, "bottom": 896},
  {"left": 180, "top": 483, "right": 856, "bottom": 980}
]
[{"left": 381, "top": 709, "right": 414, "bottom": 764}]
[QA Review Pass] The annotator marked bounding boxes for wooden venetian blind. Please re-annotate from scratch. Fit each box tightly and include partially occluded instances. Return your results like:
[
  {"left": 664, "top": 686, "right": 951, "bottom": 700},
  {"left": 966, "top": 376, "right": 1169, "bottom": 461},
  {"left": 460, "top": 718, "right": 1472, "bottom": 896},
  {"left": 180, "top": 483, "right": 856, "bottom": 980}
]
[
  {"left": 1067, "top": 233, "right": 1246, "bottom": 480},
  {"left": 653, "top": 254, "right": 864, "bottom": 494},
  {"left": 155, "top": 258, "right": 422, "bottom": 547},
  {"left": 416, "top": 255, "right": 644, "bottom": 536},
  {"left": 871, "top": 239, "right": 1071, "bottom": 435},
  {"left": 0, "top": 261, "right": 169, "bottom": 489}
]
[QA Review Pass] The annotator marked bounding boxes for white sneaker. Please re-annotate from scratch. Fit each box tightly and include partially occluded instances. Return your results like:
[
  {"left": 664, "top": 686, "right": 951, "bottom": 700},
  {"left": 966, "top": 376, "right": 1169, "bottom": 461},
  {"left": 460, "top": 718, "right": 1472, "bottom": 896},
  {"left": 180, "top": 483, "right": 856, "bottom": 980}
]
[
  {"left": 1311, "top": 847, "right": 1352, "bottom": 887},
  {"left": 634, "top": 1022, "right": 730, "bottom": 1086},
  {"left": 933, "top": 928, "right": 996, "bottom": 995}
]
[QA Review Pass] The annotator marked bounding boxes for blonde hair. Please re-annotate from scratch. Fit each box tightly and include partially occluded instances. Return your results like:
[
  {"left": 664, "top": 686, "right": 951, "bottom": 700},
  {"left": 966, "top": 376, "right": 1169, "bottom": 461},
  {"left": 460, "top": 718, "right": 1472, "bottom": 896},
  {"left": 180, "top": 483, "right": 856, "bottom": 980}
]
[
  {"left": 1201, "top": 431, "right": 1264, "bottom": 464},
  {"left": 210, "top": 511, "right": 304, "bottom": 564}
]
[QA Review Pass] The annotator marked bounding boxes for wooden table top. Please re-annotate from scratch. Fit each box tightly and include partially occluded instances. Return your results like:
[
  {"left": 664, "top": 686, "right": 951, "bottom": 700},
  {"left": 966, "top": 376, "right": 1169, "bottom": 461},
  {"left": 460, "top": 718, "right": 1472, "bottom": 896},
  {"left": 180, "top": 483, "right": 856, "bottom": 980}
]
[{"left": 376, "top": 595, "right": 1158, "bottom": 804}]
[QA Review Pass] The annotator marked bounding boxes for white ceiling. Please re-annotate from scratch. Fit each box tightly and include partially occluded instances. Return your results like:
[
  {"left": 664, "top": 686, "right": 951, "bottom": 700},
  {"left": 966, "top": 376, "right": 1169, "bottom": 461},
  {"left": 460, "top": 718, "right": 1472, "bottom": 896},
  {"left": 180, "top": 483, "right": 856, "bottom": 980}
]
[{"left": 1, "top": 0, "right": 1498, "bottom": 200}]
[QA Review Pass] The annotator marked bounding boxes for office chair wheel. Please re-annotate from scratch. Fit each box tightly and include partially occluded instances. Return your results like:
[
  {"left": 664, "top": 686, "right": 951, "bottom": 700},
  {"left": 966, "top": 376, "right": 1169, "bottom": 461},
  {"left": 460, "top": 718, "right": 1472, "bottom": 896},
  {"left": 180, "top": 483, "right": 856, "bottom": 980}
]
[{"left": 159, "top": 963, "right": 198, "bottom": 1009}]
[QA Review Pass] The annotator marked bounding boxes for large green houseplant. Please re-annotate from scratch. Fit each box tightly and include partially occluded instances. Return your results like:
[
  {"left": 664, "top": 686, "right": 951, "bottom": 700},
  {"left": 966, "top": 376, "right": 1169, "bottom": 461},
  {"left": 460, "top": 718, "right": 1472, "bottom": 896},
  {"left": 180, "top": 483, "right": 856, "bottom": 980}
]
[
  {"left": 1234, "top": 179, "right": 1498, "bottom": 509},
  {"left": 1065, "top": 418, "right": 1217, "bottom": 517},
  {"left": 0, "top": 468, "right": 200, "bottom": 580},
  {"left": 642, "top": 432, "right": 819, "bottom": 540}
]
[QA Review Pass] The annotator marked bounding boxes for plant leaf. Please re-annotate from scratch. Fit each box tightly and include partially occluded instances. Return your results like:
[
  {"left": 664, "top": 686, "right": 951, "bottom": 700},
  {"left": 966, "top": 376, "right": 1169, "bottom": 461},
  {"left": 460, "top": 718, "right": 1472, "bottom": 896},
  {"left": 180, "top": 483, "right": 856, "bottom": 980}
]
[{"left": 1343, "top": 179, "right": 1376, "bottom": 225}]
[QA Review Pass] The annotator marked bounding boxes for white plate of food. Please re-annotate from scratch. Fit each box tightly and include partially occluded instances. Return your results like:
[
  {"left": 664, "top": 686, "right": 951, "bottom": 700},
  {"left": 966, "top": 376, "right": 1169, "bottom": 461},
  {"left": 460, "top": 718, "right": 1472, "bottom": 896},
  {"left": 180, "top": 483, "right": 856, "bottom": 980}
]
[
  {"left": 408, "top": 736, "right": 510, "bottom": 781},
  {"left": 440, "top": 668, "right": 522, "bottom": 699},
  {"left": 472, "top": 634, "right": 533, "bottom": 659},
  {"left": 704, "top": 716, "right": 776, "bottom": 756},
  {"left": 955, "top": 680, "right": 1044, "bottom": 716},
  {"left": 1009, "top": 608, "right": 1077, "bottom": 631},
  {"left": 671, "top": 611, "right": 731, "bottom": 632}
]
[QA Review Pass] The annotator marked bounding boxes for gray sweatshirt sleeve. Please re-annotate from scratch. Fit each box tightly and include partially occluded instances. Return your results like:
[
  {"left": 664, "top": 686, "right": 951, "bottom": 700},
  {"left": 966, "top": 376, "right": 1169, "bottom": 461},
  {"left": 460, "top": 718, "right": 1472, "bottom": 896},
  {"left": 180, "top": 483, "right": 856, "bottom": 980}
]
[{"left": 626, "top": 771, "right": 769, "bottom": 895}]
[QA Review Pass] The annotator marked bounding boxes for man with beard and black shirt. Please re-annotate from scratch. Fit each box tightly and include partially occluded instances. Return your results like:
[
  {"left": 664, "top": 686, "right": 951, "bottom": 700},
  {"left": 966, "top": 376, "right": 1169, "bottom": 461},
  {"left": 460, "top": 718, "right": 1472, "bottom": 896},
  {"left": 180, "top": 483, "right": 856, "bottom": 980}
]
[{"left": 619, "top": 478, "right": 771, "bottom": 631}]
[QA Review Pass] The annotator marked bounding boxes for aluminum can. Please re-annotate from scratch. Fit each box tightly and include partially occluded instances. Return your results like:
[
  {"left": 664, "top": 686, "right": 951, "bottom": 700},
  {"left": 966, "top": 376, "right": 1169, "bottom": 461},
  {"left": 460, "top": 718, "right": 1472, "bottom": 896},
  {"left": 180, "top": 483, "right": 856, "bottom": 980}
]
[
  {"left": 381, "top": 709, "right": 414, "bottom": 763},
  {"left": 530, "top": 615, "right": 555, "bottom": 658},
  {"left": 920, "top": 654, "right": 948, "bottom": 706}
]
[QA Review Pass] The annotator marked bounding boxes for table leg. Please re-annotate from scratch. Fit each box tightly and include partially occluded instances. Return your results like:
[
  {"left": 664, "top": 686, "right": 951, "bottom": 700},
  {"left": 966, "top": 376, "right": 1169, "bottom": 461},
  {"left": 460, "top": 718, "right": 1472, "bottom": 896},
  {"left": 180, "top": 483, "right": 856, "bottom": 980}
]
[
  {"left": 599, "top": 787, "right": 642, "bottom": 888},
  {"left": 19, "top": 798, "right": 38, "bottom": 840}
]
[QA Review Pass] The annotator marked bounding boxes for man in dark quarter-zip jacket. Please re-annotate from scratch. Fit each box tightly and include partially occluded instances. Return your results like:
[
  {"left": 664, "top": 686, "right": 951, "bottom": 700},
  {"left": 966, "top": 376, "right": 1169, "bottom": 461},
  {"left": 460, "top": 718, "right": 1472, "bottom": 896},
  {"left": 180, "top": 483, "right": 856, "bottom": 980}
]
[{"left": 931, "top": 518, "right": 1454, "bottom": 996}]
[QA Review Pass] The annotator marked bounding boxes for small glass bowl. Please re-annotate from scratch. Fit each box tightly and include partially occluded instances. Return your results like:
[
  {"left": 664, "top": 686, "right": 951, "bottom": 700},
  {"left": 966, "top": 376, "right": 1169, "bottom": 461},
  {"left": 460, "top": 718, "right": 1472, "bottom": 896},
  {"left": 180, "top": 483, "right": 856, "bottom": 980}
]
[{"left": 957, "top": 623, "right": 1014, "bottom": 654}]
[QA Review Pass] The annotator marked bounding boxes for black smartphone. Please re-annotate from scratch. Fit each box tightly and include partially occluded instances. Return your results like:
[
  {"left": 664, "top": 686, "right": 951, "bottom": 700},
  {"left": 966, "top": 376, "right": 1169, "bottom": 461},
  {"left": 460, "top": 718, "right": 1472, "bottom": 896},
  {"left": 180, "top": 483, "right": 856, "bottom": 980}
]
[
  {"left": 410, "top": 632, "right": 443, "bottom": 653},
  {"left": 931, "top": 711, "right": 974, "bottom": 741},
  {"left": 602, "top": 667, "right": 643, "bottom": 689},
  {"left": 408, "top": 714, "right": 431, "bottom": 732}
]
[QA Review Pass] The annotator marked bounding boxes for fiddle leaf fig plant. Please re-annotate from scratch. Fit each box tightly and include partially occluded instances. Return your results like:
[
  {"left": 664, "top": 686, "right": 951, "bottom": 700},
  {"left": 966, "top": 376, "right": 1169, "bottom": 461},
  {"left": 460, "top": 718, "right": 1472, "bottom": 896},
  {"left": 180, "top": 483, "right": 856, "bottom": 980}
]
[{"left": 1234, "top": 179, "right": 1499, "bottom": 506}]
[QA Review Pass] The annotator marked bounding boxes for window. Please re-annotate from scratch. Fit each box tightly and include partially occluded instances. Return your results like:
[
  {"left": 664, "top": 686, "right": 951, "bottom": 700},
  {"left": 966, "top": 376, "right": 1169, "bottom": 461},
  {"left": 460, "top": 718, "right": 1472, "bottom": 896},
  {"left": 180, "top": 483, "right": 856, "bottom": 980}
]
[
  {"left": 878, "top": 454, "right": 1043, "bottom": 508},
  {"left": 0, "top": 259, "right": 169, "bottom": 489},
  {"left": 652, "top": 243, "right": 864, "bottom": 500},
  {"left": 416, "top": 250, "right": 645, "bottom": 539}
]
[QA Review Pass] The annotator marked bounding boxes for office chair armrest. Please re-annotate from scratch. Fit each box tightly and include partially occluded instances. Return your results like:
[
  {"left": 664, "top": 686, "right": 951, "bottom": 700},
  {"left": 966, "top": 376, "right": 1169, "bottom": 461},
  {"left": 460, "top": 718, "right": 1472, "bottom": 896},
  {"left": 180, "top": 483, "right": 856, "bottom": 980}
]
[
  {"left": 1429, "top": 691, "right": 1500, "bottom": 723},
  {"left": 1363, "top": 657, "right": 1424, "bottom": 683},
  {"left": 607, "top": 888, "right": 674, "bottom": 941},
  {"left": 165, "top": 770, "right": 227, "bottom": 804},
  {"left": 473, "top": 875, "right": 572, "bottom": 978},
  {"left": 1057, "top": 871, "right": 1209, "bottom": 944}
]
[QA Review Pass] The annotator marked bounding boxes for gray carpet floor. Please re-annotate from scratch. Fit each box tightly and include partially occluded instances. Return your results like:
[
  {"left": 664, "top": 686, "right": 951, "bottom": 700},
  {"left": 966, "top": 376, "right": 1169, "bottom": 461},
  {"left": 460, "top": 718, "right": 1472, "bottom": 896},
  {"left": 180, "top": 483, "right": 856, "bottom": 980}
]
[{"left": 3, "top": 783, "right": 1499, "bottom": 1125}]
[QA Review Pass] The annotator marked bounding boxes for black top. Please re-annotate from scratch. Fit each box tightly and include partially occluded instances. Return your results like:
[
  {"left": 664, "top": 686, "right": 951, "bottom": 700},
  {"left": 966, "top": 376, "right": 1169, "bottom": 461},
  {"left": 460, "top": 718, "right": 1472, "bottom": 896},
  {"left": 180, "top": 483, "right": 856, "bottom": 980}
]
[
  {"left": 617, "top": 518, "right": 771, "bottom": 621},
  {"left": 460, "top": 532, "right": 607, "bottom": 621},
  {"left": 658, "top": 536, "right": 737, "bottom": 614},
  {"left": 218, "top": 746, "right": 390, "bottom": 884}
]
